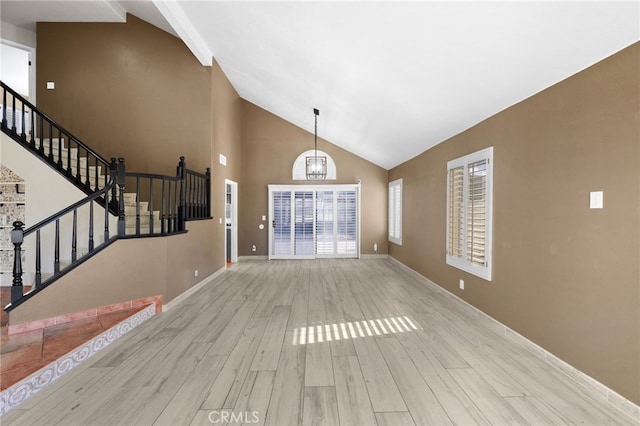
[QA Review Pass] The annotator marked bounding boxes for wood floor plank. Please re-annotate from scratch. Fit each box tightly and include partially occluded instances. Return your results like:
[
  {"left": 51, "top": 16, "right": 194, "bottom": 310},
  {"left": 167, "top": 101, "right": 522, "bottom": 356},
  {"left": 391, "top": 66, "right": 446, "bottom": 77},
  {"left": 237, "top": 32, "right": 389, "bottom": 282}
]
[
  {"left": 250, "top": 305, "right": 290, "bottom": 371},
  {"left": 287, "top": 269, "right": 310, "bottom": 331},
  {"left": 425, "top": 310, "right": 530, "bottom": 397},
  {"left": 504, "top": 396, "right": 568, "bottom": 425},
  {"left": 227, "top": 370, "right": 275, "bottom": 426},
  {"left": 84, "top": 341, "right": 212, "bottom": 425},
  {"left": 352, "top": 335, "right": 407, "bottom": 412},
  {"left": 374, "top": 411, "right": 416, "bottom": 426},
  {"left": 302, "top": 386, "right": 340, "bottom": 426},
  {"left": 376, "top": 336, "right": 453, "bottom": 425},
  {"left": 3, "top": 367, "right": 114, "bottom": 425},
  {"left": 395, "top": 329, "right": 490, "bottom": 425},
  {"left": 265, "top": 331, "right": 305, "bottom": 426},
  {"left": 496, "top": 351, "right": 635, "bottom": 425},
  {"left": 448, "top": 368, "right": 528, "bottom": 425},
  {"left": 201, "top": 317, "right": 267, "bottom": 409},
  {"left": 305, "top": 274, "right": 334, "bottom": 386},
  {"left": 323, "top": 297, "right": 356, "bottom": 357},
  {"left": 206, "top": 297, "right": 259, "bottom": 355},
  {"left": 333, "top": 355, "right": 378, "bottom": 426},
  {"left": 153, "top": 355, "right": 227, "bottom": 426}
]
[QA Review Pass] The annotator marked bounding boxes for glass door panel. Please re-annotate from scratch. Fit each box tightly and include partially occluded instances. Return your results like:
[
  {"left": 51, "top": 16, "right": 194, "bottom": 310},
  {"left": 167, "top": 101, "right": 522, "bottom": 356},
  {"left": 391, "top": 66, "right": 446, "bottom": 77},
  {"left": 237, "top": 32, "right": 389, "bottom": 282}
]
[
  {"left": 294, "top": 191, "right": 314, "bottom": 256},
  {"left": 272, "top": 191, "right": 291, "bottom": 256},
  {"left": 316, "top": 191, "right": 335, "bottom": 256}
]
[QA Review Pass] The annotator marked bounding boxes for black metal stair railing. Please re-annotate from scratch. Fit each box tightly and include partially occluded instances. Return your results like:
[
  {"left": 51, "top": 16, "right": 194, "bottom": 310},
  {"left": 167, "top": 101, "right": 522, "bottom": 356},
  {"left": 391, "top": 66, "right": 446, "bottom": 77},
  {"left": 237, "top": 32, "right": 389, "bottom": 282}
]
[
  {"left": 1, "top": 81, "right": 111, "bottom": 197},
  {"left": 1, "top": 80, "right": 213, "bottom": 312},
  {"left": 8, "top": 159, "right": 124, "bottom": 308},
  {"left": 121, "top": 157, "right": 211, "bottom": 236}
]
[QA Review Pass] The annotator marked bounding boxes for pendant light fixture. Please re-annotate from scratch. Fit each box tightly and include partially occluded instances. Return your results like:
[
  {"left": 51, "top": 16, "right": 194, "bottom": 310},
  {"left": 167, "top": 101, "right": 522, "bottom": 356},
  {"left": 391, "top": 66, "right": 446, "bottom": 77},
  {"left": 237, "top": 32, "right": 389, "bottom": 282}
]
[{"left": 306, "top": 108, "right": 327, "bottom": 180}]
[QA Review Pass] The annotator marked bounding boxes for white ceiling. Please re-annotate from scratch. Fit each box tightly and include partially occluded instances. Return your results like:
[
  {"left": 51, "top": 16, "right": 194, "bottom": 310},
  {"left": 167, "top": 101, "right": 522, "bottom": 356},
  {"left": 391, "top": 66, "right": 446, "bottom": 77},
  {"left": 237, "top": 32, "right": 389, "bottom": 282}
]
[{"left": 1, "top": 1, "right": 638, "bottom": 169}]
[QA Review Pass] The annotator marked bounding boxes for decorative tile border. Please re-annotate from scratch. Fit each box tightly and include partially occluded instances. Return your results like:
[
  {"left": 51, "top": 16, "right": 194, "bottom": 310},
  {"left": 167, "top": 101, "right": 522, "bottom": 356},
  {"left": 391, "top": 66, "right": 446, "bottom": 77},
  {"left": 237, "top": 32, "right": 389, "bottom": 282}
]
[{"left": 0, "top": 303, "right": 156, "bottom": 416}]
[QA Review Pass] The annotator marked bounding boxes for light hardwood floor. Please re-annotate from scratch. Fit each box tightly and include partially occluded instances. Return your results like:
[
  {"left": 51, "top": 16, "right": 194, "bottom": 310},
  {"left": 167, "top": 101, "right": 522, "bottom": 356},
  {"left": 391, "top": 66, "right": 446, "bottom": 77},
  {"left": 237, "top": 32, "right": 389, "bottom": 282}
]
[{"left": 2, "top": 259, "right": 636, "bottom": 425}]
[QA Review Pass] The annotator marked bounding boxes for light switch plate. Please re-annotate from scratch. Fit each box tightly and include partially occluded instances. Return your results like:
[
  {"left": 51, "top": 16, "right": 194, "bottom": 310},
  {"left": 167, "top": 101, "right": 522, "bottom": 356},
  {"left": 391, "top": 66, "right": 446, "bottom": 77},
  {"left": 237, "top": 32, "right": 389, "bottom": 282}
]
[
  {"left": 590, "top": 191, "right": 603, "bottom": 209},
  {"left": 219, "top": 154, "right": 227, "bottom": 166},
  {"left": 46, "top": 81, "right": 55, "bottom": 89}
]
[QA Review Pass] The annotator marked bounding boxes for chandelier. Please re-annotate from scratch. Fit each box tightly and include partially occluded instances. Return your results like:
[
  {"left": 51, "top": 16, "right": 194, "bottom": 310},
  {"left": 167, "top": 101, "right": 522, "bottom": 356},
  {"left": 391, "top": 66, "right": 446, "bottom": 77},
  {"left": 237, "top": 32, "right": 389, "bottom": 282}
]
[{"left": 306, "top": 108, "right": 327, "bottom": 180}]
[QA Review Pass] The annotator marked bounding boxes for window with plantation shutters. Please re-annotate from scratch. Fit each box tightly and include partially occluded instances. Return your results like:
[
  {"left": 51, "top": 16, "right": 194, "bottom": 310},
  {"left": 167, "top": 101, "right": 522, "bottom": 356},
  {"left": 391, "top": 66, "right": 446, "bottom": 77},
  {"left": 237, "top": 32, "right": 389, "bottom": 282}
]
[
  {"left": 389, "top": 179, "right": 402, "bottom": 245},
  {"left": 446, "top": 147, "right": 493, "bottom": 281}
]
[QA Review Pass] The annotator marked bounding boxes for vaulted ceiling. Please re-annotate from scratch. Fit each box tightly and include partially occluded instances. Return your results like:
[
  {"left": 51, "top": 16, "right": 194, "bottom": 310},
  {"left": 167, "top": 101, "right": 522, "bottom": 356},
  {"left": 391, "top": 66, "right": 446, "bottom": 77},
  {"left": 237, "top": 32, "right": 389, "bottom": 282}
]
[{"left": 1, "top": 1, "right": 638, "bottom": 169}]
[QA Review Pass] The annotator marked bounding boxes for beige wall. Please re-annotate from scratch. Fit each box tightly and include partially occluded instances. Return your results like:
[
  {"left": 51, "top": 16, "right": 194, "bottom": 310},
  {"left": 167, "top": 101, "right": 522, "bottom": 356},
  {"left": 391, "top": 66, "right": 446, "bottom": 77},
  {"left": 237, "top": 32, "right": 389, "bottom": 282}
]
[
  {"left": 36, "top": 15, "right": 212, "bottom": 175},
  {"left": 239, "top": 102, "right": 388, "bottom": 256},
  {"left": 21, "top": 16, "right": 245, "bottom": 320},
  {"left": 389, "top": 43, "right": 640, "bottom": 404},
  {"left": 10, "top": 220, "right": 217, "bottom": 324},
  {"left": 211, "top": 58, "right": 243, "bottom": 264}
]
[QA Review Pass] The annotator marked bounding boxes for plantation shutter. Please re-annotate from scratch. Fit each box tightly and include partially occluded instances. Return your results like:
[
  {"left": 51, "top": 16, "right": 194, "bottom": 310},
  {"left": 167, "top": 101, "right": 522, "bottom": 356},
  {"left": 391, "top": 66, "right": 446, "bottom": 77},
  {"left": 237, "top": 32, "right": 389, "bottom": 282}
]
[
  {"left": 446, "top": 147, "right": 493, "bottom": 281},
  {"left": 389, "top": 179, "right": 402, "bottom": 244}
]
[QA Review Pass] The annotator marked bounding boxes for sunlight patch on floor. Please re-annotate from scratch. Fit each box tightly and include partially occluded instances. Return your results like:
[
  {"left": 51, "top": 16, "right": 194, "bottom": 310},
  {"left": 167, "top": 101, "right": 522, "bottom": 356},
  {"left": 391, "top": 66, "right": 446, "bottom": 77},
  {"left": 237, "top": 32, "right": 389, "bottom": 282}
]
[{"left": 292, "top": 316, "right": 420, "bottom": 345}]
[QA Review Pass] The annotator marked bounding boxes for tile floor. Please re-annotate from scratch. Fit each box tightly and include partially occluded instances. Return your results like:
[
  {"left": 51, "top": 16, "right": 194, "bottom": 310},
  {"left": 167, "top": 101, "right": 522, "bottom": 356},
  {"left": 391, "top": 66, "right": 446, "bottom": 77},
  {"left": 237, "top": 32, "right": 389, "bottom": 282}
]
[{"left": 1, "top": 305, "right": 144, "bottom": 391}]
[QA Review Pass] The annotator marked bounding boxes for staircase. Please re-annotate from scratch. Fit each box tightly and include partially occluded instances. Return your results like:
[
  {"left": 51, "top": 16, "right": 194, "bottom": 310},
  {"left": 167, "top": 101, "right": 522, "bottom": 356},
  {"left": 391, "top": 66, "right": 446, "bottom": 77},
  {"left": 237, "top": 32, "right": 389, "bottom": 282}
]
[{"left": 1, "top": 80, "right": 211, "bottom": 315}]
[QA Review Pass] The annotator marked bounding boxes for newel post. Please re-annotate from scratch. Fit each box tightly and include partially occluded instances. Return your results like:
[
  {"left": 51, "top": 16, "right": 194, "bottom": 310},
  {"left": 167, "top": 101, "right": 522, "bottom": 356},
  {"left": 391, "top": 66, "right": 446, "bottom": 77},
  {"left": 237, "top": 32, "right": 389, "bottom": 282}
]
[
  {"left": 11, "top": 221, "right": 24, "bottom": 304},
  {"left": 116, "top": 158, "right": 126, "bottom": 236},
  {"left": 177, "top": 156, "right": 186, "bottom": 231}
]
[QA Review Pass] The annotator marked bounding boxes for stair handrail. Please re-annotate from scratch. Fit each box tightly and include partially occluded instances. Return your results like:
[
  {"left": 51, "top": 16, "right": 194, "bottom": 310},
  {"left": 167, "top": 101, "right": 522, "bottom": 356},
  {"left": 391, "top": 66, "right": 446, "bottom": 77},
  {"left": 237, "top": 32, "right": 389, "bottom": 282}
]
[
  {"left": 8, "top": 159, "right": 125, "bottom": 308},
  {"left": 1, "top": 81, "right": 112, "bottom": 194}
]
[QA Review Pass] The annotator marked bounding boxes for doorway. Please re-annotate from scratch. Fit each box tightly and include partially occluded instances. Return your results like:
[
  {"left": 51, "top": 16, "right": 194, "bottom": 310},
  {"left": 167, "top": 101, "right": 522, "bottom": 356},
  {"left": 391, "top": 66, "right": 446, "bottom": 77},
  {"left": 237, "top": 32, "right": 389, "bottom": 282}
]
[
  {"left": 268, "top": 184, "right": 360, "bottom": 259},
  {"left": 225, "top": 180, "right": 238, "bottom": 265},
  {"left": 0, "top": 41, "right": 35, "bottom": 104}
]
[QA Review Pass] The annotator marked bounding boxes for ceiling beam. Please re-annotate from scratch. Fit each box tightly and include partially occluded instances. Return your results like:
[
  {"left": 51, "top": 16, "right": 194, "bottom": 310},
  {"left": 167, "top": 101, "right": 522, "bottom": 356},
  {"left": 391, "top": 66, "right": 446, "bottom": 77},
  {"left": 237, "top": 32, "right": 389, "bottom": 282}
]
[{"left": 151, "top": 0, "right": 212, "bottom": 66}]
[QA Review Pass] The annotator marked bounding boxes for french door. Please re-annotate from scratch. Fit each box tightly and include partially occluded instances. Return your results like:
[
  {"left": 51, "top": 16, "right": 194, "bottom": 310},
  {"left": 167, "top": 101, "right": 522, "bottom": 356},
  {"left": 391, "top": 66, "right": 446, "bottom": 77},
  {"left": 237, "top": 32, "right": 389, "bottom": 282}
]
[{"left": 268, "top": 184, "right": 360, "bottom": 259}]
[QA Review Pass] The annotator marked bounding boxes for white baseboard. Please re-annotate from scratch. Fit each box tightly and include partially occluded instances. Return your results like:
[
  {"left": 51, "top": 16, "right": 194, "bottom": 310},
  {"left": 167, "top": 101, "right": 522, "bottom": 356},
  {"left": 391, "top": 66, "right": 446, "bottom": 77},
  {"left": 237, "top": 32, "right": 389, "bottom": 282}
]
[
  {"left": 162, "top": 266, "right": 226, "bottom": 312},
  {"left": 387, "top": 255, "right": 640, "bottom": 422},
  {"left": 360, "top": 254, "right": 389, "bottom": 259}
]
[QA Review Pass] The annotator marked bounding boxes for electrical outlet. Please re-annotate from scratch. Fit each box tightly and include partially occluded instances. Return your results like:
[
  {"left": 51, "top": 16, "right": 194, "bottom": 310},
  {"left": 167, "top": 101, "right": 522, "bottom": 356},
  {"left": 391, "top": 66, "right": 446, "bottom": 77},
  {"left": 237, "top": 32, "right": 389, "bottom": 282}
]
[
  {"left": 252, "top": 244, "right": 257, "bottom": 252},
  {"left": 459, "top": 279, "right": 464, "bottom": 290},
  {"left": 194, "top": 270, "right": 198, "bottom": 277}
]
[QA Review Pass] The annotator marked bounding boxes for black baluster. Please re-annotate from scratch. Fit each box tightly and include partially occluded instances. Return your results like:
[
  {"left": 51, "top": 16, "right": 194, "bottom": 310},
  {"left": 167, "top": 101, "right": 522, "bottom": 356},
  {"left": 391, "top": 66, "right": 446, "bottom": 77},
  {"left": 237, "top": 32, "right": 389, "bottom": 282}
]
[
  {"left": 29, "top": 104, "right": 35, "bottom": 147},
  {"left": 177, "top": 156, "right": 186, "bottom": 230},
  {"left": 72, "top": 209, "right": 77, "bottom": 262},
  {"left": 89, "top": 200, "right": 95, "bottom": 251},
  {"left": 66, "top": 132, "right": 72, "bottom": 177},
  {"left": 57, "top": 127, "right": 62, "bottom": 167},
  {"left": 149, "top": 178, "right": 154, "bottom": 234},
  {"left": 116, "top": 158, "right": 126, "bottom": 236},
  {"left": 135, "top": 176, "right": 140, "bottom": 235},
  {"left": 48, "top": 122, "right": 53, "bottom": 161},
  {"left": 35, "top": 230, "right": 41, "bottom": 288},
  {"left": 109, "top": 158, "right": 117, "bottom": 211},
  {"left": 10, "top": 221, "right": 24, "bottom": 304},
  {"left": 104, "top": 184, "right": 109, "bottom": 242},
  {"left": 161, "top": 178, "right": 166, "bottom": 234},
  {"left": 54, "top": 219, "right": 60, "bottom": 273},
  {"left": 20, "top": 101, "right": 26, "bottom": 141},
  {"left": 38, "top": 116, "right": 44, "bottom": 155},
  {"left": 85, "top": 147, "right": 90, "bottom": 189},
  {"left": 11, "top": 92, "right": 16, "bottom": 133},
  {"left": 206, "top": 168, "right": 211, "bottom": 217},
  {"left": 1, "top": 85, "right": 6, "bottom": 129},
  {"left": 174, "top": 178, "right": 179, "bottom": 231}
]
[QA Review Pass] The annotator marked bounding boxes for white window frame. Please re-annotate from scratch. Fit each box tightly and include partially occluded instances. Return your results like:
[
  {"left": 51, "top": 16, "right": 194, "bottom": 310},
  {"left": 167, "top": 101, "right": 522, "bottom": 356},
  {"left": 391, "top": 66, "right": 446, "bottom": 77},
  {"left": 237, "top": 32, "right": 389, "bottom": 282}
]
[
  {"left": 388, "top": 178, "right": 403, "bottom": 245},
  {"left": 446, "top": 147, "right": 493, "bottom": 281}
]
